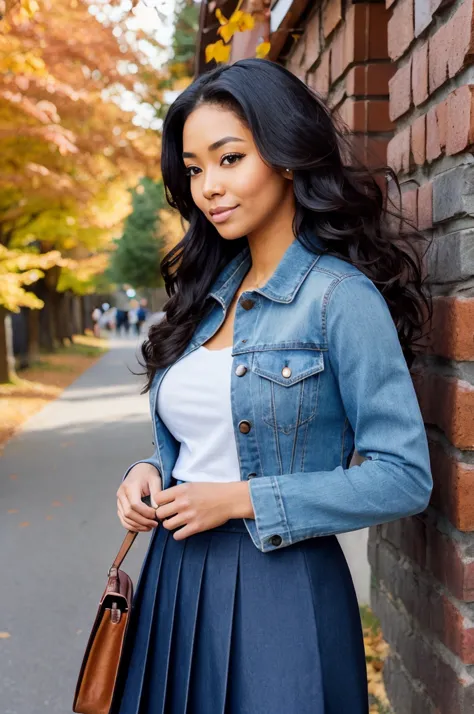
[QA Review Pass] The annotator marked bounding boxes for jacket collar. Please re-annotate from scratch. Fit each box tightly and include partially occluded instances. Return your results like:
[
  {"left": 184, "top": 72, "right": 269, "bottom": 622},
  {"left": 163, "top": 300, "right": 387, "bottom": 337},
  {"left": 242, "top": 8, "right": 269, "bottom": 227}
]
[{"left": 207, "top": 232, "right": 326, "bottom": 310}]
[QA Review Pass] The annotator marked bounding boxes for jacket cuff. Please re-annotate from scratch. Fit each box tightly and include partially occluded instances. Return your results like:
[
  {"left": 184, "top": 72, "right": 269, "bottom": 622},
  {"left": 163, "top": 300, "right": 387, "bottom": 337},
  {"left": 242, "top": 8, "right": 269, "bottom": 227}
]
[
  {"left": 245, "top": 476, "right": 292, "bottom": 552},
  {"left": 122, "top": 458, "right": 161, "bottom": 482}
]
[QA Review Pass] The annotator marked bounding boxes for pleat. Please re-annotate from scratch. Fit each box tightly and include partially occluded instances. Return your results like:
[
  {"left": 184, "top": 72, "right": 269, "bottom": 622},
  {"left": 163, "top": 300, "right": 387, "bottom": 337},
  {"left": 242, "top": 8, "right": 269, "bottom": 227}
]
[
  {"left": 164, "top": 531, "right": 212, "bottom": 714},
  {"left": 138, "top": 529, "right": 186, "bottom": 714},
  {"left": 225, "top": 534, "right": 326, "bottom": 714},
  {"left": 117, "top": 525, "right": 167, "bottom": 714},
  {"left": 186, "top": 530, "right": 242, "bottom": 714},
  {"left": 303, "top": 537, "right": 369, "bottom": 714}
]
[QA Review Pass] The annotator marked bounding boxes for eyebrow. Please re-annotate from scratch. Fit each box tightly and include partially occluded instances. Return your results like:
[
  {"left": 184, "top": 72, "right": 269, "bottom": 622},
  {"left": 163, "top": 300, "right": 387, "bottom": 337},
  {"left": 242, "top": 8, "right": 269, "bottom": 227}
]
[{"left": 182, "top": 136, "right": 245, "bottom": 159}]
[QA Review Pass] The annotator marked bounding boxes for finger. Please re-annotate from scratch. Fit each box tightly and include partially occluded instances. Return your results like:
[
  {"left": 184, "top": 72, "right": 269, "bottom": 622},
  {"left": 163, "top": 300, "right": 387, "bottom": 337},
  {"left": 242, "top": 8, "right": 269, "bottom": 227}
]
[
  {"left": 155, "top": 501, "right": 180, "bottom": 520},
  {"left": 173, "top": 524, "right": 195, "bottom": 541},
  {"left": 119, "top": 485, "right": 156, "bottom": 522},
  {"left": 119, "top": 499, "right": 157, "bottom": 528},
  {"left": 117, "top": 502, "right": 153, "bottom": 531},
  {"left": 161, "top": 512, "right": 189, "bottom": 530},
  {"left": 154, "top": 486, "right": 181, "bottom": 507}
]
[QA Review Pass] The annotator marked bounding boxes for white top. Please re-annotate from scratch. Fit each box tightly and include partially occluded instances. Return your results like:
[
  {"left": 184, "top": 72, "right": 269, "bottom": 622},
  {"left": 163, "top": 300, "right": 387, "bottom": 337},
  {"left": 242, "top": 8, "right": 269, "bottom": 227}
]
[{"left": 157, "top": 345, "right": 241, "bottom": 483}]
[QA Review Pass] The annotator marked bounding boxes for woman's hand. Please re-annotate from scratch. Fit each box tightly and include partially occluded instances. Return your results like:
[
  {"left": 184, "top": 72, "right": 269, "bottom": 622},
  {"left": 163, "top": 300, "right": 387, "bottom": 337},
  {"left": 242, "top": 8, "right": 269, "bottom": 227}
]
[
  {"left": 154, "top": 481, "right": 254, "bottom": 540},
  {"left": 116, "top": 463, "right": 162, "bottom": 532}
]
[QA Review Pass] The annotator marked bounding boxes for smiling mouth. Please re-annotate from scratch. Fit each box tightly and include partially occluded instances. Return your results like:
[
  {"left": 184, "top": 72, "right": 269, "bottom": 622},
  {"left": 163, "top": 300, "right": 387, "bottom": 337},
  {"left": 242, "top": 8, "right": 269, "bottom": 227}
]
[{"left": 210, "top": 206, "right": 239, "bottom": 223}]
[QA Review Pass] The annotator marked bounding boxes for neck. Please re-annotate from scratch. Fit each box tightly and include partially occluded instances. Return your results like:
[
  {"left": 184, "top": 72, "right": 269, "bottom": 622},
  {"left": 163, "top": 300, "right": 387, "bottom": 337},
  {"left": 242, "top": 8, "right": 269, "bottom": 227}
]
[{"left": 246, "top": 193, "right": 296, "bottom": 286}]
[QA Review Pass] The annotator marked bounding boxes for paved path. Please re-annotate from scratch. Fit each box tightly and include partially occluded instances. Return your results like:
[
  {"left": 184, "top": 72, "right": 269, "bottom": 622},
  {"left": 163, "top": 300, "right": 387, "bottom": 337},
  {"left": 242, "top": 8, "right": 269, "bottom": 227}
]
[
  {"left": 0, "top": 336, "right": 370, "bottom": 714},
  {"left": 0, "top": 337, "right": 155, "bottom": 714}
]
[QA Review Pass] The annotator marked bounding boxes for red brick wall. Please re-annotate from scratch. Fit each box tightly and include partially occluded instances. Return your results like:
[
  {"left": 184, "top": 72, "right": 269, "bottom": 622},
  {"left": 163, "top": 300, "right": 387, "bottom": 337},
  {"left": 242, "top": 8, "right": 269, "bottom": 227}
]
[
  {"left": 284, "top": 0, "right": 474, "bottom": 711},
  {"left": 286, "top": 0, "right": 394, "bottom": 168},
  {"left": 373, "top": 0, "right": 474, "bottom": 709}
]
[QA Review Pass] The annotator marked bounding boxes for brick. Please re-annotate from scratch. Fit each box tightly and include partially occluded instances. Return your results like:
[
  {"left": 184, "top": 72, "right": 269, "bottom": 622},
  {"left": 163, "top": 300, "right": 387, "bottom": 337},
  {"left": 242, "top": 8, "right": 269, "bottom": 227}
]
[
  {"left": 371, "top": 538, "right": 474, "bottom": 663},
  {"left": 304, "top": 10, "right": 320, "bottom": 69},
  {"left": 446, "top": 85, "right": 474, "bottom": 155},
  {"left": 383, "top": 654, "right": 436, "bottom": 714},
  {"left": 412, "top": 371, "right": 474, "bottom": 450},
  {"left": 417, "top": 180, "right": 432, "bottom": 229},
  {"left": 388, "top": 0, "right": 414, "bottom": 60},
  {"left": 449, "top": 0, "right": 474, "bottom": 78},
  {"left": 373, "top": 586, "right": 474, "bottom": 712},
  {"left": 346, "top": 63, "right": 394, "bottom": 97},
  {"left": 367, "top": 100, "right": 392, "bottom": 131},
  {"left": 330, "top": 26, "right": 345, "bottom": 83},
  {"left": 403, "top": 188, "right": 418, "bottom": 225},
  {"left": 322, "top": 0, "right": 341, "bottom": 39},
  {"left": 375, "top": 514, "right": 474, "bottom": 602},
  {"left": 426, "top": 102, "right": 446, "bottom": 162},
  {"left": 389, "top": 59, "right": 412, "bottom": 120},
  {"left": 429, "top": 23, "right": 450, "bottom": 93},
  {"left": 412, "top": 43, "right": 428, "bottom": 106},
  {"left": 337, "top": 98, "right": 366, "bottom": 131},
  {"left": 367, "top": 3, "right": 391, "bottom": 60},
  {"left": 387, "top": 127, "right": 411, "bottom": 174},
  {"left": 428, "top": 438, "right": 474, "bottom": 530},
  {"left": 415, "top": 0, "right": 433, "bottom": 37},
  {"left": 308, "top": 51, "right": 329, "bottom": 97},
  {"left": 427, "top": 228, "right": 474, "bottom": 285},
  {"left": 432, "top": 165, "right": 474, "bottom": 223},
  {"left": 429, "top": 2, "right": 474, "bottom": 93},
  {"left": 364, "top": 137, "right": 390, "bottom": 168},
  {"left": 412, "top": 115, "right": 426, "bottom": 165},
  {"left": 430, "top": 296, "right": 474, "bottom": 361}
]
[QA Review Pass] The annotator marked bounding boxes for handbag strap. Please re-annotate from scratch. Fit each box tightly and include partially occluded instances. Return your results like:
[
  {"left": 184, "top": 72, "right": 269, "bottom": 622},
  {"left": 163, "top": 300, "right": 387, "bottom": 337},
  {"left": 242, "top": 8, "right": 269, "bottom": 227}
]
[{"left": 108, "top": 530, "right": 138, "bottom": 574}]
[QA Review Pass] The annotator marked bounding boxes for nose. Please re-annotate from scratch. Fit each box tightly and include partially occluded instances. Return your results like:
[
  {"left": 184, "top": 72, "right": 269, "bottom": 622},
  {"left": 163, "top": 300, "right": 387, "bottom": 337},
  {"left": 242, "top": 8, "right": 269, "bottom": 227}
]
[{"left": 202, "top": 170, "right": 225, "bottom": 201}]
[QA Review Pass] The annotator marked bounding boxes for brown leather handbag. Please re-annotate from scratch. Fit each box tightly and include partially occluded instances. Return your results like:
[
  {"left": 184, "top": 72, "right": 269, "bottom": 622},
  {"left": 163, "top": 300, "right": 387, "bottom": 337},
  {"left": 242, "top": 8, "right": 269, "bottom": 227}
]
[{"left": 73, "top": 529, "right": 138, "bottom": 714}]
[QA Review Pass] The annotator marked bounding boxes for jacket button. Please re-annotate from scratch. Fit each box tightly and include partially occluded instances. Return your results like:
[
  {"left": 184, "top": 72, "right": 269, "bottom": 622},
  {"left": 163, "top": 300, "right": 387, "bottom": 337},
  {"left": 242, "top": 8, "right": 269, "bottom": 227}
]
[
  {"left": 281, "top": 366, "right": 292, "bottom": 378},
  {"left": 238, "top": 420, "right": 252, "bottom": 434},
  {"left": 270, "top": 535, "right": 282, "bottom": 547},
  {"left": 240, "top": 298, "right": 255, "bottom": 311},
  {"left": 235, "top": 364, "right": 247, "bottom": 377}
]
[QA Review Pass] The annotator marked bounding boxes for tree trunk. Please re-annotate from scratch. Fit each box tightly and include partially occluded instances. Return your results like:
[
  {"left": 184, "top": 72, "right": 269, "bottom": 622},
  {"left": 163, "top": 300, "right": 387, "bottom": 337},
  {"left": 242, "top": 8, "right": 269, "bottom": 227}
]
[
  {"left": 0, "top": 308, "right": 16, "bottom": 383},
  {"left": 27, "top": 308, "right": 40, "bottom": 364}
]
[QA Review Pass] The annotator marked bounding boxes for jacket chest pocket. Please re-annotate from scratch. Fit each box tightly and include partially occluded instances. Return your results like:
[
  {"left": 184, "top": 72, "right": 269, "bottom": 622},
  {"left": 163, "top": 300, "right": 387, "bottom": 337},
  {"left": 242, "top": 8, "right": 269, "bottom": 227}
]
[{"left": 252, "top": 349, "right": 325, "bottom": 434}]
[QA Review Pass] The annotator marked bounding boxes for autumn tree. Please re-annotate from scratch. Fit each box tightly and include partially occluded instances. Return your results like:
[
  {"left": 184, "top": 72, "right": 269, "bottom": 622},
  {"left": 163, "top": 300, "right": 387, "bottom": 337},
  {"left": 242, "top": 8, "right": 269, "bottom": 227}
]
[
  {"left": 109, "top": 177, "right": 166, "bottom": 289},
  {"left": 0, "top": 0, "right": 164, "bottom": 379}
]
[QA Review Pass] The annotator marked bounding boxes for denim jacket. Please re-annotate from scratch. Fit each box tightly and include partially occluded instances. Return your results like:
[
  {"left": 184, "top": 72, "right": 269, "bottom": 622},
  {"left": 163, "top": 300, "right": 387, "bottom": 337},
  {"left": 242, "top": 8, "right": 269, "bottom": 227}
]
[{"left": 123, "top": 235, "right": 433, "bottom": 553}]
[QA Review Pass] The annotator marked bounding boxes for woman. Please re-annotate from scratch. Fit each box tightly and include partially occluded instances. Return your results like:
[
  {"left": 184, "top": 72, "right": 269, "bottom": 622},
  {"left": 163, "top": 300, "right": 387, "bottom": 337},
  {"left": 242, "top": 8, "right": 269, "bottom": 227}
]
[{"left": 115, "top": 59, "right": 433, "bottom": 714}]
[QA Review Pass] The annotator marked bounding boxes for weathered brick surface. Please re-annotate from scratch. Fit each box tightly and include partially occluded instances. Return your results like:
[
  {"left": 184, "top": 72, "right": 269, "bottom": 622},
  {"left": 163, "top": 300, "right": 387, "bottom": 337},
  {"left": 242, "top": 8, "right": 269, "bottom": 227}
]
[
  {"left": 429, "top": 439, "right": 474, "bottom": 531},
  {"left": 372, "top": 586, "right": 474, "bottom": 713},
  {"left": 429, "top": 297, "right": 474, "bottom": 361},
  {"left": 412, "top": 371, "right": 474, "bottom": 450},
  {"left": 370, "top": 535, "right": 474, "bottom": 662},
  {"left": 287, "top": 0, "right": 474, "bottom": 710},
  {"left": 376, "top": 516, "right": 474, "bottom": 601}
]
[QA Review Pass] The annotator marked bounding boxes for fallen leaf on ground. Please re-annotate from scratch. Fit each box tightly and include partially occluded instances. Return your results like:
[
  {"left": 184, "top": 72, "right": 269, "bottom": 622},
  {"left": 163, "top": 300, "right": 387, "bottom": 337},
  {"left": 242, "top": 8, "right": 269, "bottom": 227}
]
[
  {"left": 0, "top": 632, "right": 11, "bottom": 639},
  {"left": 9, "top": 474, "right": 18, "bottom": 480},
  {"left": 8, "top": 509, "right": 19, "bottom": 514},
  {"left": 19, "top": 521, "right": 30, "bottom": 527},
  {"left": 46, "top": 515, "right": 53, "bottom": 521},
  {"left": 51, "top": 501, "right": 63, "bottom": 507}
]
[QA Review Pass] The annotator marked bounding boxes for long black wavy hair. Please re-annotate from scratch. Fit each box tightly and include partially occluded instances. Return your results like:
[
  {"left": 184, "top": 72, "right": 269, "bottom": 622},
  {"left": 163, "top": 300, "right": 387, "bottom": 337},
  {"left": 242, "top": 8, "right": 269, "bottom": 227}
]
[{"left": 141, "top": 58, "right": 432, "bottom": 391}]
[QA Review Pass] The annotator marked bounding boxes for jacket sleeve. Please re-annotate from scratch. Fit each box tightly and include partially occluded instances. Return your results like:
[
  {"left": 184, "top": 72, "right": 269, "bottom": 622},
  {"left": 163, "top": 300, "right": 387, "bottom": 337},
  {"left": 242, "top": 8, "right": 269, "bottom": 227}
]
[
  {"left": 246, "top": 273, "right": 433, "bottom": 553},
  {"left": 121, "top": 448, "right": 161, "bottom": 482}
]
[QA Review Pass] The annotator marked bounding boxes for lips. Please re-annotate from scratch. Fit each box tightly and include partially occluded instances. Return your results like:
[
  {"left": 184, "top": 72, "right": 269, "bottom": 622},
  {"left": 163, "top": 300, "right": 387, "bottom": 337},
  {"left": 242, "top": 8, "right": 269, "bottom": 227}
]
[{"left": 209, "top": 206, "right": 239, "bottom": 224}]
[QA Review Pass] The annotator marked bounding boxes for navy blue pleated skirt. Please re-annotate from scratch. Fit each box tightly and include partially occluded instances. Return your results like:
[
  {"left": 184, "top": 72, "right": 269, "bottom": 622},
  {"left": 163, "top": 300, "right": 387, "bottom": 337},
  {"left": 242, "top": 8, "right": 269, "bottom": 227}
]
[{"left": 115, "top": 518, "right": 368, "bottom": 714}]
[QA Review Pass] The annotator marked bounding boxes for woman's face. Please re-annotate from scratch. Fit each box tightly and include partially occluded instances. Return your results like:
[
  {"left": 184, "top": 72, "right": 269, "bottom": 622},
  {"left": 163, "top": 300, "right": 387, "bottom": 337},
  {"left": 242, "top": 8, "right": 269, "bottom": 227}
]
[{"left": 182, "top": 103, "right": 294, "bottom": 241}]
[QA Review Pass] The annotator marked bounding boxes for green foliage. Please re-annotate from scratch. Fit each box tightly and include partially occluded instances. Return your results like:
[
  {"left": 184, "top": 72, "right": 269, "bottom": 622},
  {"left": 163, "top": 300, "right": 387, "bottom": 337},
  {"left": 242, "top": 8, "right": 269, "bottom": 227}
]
[
  {"left": 170, "top": 0, "right": 200, "bottom": 78},
  {"left": 108, "top": 178, "right": 166, "bottom": 289}
]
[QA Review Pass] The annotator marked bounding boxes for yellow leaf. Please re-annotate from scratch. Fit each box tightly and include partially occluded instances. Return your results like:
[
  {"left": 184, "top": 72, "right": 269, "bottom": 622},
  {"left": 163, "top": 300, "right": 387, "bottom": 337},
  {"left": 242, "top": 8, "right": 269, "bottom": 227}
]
[
  {"left": 215, "top": 8, "right": 227, "bottom": 25},
  {"left": 217, "top": 9, "right": 255, "bottom": 43},
  {"left": 19, "top": 521, "right": 30, "bottom": 527},
  {"left": 205, "top": 40, "right": 231, "bottom": 64},
  {"left": 0, "top": 632, "right": 11, "bottom": 639},
  {"left": 256, "top": 41, "right": 271, "bottom": 59}
]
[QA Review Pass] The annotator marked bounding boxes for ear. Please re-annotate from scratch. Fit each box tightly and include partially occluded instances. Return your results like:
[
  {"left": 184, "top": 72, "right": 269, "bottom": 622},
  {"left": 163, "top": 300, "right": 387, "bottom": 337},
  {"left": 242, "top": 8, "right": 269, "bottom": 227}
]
[{"left": 282, "top": 168, "right": 293, "bottom": 180}]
